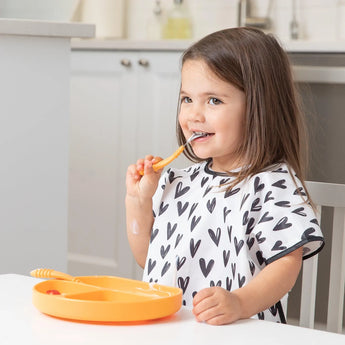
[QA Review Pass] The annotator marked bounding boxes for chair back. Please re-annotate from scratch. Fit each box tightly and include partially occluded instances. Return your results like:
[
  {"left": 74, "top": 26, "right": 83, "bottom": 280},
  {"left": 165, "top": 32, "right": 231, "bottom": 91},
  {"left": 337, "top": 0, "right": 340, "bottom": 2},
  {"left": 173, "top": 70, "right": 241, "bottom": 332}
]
[{"left": 300, "top": 181, "right": 345, "bottom": 333}]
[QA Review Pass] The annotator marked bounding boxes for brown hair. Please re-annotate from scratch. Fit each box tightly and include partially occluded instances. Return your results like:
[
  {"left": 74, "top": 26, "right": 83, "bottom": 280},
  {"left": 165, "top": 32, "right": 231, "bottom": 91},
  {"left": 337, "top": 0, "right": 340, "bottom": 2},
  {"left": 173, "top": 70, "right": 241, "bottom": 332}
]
[{"left": 177, "top": 27, "right": 310, "bottom": 198}]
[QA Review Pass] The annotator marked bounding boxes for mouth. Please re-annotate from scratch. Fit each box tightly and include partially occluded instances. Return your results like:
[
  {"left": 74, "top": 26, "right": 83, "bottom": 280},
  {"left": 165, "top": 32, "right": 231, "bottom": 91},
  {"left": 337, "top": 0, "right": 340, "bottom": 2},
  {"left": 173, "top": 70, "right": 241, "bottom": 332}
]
[{"left": 192, "top": 131, "right": 215, "bottom": 139}]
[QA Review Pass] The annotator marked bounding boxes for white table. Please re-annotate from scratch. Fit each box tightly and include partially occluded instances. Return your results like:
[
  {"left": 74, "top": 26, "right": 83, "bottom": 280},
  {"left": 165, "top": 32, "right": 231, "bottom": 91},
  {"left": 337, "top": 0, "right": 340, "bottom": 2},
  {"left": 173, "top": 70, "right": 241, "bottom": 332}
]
[{"left": 1, "top": 274, "right": 344, "bottom": 345}]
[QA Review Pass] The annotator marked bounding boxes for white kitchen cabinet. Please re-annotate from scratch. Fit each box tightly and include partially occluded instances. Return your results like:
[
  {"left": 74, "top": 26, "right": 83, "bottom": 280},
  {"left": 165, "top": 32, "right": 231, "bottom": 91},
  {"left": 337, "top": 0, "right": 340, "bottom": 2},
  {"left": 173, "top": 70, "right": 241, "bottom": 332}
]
[
  {"left": 69, "top": 50, "right": 185, "bottom": 279},
  {"left": 0, "top": 19, "right": 93, "bottom": 275}
]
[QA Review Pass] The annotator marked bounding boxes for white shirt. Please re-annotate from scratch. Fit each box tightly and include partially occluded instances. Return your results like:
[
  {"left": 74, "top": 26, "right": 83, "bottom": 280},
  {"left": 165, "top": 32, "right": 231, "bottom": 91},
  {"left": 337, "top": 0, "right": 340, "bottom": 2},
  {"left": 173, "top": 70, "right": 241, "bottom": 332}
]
[{"left": 142, "top": 161, "right": 324, "bottom": 323}]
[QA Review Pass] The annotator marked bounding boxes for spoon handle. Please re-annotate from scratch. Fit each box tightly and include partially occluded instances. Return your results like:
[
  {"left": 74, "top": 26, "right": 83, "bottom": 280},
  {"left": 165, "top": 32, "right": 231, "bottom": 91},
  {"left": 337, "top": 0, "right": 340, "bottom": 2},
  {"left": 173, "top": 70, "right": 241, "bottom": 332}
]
[{"left": 30, "top": 268, "right": 80, "bottom": 282}]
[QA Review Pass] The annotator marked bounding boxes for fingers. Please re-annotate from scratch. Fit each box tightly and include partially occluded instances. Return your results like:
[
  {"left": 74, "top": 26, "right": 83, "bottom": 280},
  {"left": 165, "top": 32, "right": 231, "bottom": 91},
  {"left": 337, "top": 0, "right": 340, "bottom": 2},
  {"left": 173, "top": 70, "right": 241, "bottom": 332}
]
[
  {"left": 137, "top": 156, "right": 163, "bottom": 175},
  {"left": 192, "top": 287, "right": 241, "bottom": 325}
]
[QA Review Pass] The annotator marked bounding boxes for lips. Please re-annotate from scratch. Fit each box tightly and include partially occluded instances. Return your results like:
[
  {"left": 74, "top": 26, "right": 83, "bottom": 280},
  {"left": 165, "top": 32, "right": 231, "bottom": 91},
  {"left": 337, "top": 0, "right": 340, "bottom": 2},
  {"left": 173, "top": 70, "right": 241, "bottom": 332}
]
[{"left": 192, "top": 131, "right": 215, "bottom": 138}]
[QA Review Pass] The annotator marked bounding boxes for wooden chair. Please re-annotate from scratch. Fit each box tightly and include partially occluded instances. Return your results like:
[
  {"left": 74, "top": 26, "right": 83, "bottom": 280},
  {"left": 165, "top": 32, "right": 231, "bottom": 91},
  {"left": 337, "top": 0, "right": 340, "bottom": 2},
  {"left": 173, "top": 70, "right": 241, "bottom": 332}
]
[{"left": 299, "top": 181, "right": 345, "bottom": 333}]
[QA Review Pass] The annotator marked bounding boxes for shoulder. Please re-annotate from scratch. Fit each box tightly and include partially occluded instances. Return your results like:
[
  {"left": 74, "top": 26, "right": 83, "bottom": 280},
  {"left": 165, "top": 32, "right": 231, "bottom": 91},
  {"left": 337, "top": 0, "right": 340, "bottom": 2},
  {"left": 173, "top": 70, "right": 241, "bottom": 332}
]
[
  {"left": 159, "top": 161, "right": 208, "bottom": 187},
  {"left": 245, "top": 163, "right": 303, "bottom": 196}
]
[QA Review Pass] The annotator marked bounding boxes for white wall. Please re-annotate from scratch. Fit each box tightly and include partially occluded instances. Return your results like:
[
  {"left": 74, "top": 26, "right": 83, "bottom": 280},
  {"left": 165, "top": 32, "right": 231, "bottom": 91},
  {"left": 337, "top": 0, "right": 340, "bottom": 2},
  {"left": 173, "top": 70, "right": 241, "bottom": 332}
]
[{"left": 126, "top": 0, "right": 345, "bottom": 41}]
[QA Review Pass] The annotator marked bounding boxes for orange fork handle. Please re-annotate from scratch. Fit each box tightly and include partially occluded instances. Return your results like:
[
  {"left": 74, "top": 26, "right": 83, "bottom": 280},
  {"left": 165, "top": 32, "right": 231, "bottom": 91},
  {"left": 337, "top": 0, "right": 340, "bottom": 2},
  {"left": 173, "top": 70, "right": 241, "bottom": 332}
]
[{"left": 139, "top": 145, "right": 185, "bottom": 175}]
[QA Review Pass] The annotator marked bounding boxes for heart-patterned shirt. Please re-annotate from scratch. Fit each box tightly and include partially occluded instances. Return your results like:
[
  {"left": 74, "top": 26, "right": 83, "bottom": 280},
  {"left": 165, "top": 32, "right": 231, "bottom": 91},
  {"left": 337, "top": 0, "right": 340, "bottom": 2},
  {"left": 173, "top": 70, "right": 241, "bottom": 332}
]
[{"left": 142, "top": 161, "right": 324, "bottom": 323}]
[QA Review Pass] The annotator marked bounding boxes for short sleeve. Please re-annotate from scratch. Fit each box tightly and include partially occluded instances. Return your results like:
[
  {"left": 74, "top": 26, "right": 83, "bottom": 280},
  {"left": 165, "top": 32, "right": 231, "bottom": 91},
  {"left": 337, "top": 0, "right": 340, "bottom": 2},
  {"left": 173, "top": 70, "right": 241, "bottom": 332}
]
[{"left": 244, "top": 165, "right": 324, "bottom": 265}]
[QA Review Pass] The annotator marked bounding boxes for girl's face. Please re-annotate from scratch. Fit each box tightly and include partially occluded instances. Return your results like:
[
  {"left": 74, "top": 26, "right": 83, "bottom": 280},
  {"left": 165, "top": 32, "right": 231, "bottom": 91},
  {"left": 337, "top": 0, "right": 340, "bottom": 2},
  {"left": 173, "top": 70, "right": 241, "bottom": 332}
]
[{"left": 179, "top": 59, "right": 246, "bottom": 172}]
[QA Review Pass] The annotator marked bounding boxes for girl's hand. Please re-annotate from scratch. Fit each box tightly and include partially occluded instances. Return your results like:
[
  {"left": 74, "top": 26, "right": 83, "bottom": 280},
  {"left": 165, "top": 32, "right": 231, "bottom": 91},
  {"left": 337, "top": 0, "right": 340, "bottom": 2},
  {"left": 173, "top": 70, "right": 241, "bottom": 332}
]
[
  {"left": 126, "top": 155, "right": 163, "bottom": 201},
  {"left": 192, "top": 287, "right": 242, "bottom": 325}
]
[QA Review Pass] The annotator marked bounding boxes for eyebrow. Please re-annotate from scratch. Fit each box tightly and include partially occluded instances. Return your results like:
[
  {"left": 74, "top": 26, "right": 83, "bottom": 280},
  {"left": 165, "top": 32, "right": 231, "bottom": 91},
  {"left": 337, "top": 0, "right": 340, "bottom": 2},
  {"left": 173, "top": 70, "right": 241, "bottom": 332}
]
[{"left": 180, "top": 89, "right": 230, "bottom": 98}]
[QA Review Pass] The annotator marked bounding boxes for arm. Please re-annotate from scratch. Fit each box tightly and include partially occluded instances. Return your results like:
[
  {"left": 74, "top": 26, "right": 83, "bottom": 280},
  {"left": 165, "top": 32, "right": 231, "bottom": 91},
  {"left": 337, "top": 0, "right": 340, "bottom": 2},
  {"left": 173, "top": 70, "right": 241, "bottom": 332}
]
[
  {"left": 192, "top": 246, "right": 303, "bottom": 325},
  {"left": 126, "top": 156, "right": 162, "bottom": 268}
]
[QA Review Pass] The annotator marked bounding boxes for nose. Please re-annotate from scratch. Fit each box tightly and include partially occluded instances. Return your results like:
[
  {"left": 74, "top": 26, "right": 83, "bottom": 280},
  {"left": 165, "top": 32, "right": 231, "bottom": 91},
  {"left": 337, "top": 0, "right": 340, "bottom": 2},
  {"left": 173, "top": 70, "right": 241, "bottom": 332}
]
[{"left": 183, "top": 102, "right": 205, "bottom": 124}]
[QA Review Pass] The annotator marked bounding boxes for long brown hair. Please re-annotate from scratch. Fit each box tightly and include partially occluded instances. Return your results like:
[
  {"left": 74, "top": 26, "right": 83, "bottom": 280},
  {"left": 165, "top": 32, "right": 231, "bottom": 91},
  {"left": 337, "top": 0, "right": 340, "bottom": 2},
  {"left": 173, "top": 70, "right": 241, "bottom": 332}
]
[{"left": 177, "top": 27, "right": 310, "bottom": 199}]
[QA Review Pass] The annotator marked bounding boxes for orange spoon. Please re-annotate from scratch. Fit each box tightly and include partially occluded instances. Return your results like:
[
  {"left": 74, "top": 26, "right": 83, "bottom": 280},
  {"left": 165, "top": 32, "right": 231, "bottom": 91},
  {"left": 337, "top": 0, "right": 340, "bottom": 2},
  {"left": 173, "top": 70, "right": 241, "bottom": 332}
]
[
  {"left": 30, "top": 268, "right": 81, "bottom": 282},
  {"left": 139, "top": 132, "right": 206, "bottom": 175}
]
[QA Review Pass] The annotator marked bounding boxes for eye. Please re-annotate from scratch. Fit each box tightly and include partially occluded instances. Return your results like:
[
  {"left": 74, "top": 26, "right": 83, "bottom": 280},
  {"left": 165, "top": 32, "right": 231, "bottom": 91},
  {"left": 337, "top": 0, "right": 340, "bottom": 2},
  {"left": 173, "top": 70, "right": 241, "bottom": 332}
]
[
  {"left": 209, "top": 97, "right": 223, "bottom": 105},
  {"left": 181, "top": 96, "right": 192, "bottom": 104}
]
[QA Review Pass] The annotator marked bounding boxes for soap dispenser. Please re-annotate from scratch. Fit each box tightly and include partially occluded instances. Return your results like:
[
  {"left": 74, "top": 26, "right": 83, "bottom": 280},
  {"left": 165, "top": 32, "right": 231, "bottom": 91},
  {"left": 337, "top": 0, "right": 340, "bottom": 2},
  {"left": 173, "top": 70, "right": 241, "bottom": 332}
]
[{"left": 162, "top": 0, "right": 192, "bottom": 39}]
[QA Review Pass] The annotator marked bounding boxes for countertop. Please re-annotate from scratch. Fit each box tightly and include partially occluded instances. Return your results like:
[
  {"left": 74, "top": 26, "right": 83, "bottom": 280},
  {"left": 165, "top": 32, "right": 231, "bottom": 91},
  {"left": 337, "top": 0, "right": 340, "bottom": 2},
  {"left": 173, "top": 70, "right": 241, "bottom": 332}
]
[
  {"left": 1, "top": 274, "right": 344, "bottom": 345},
  {"left": 0, "top": 18, "right": 95, "bottom": 38},
  {"left": 71, "top": 37, "right": 345, "bottom": 53}
]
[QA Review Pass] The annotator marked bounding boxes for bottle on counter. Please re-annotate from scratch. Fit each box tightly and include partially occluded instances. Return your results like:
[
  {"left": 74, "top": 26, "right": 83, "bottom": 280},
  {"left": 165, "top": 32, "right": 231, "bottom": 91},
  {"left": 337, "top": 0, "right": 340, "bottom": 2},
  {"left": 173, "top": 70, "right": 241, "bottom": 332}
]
[
  {"left": 162, "top": 0, "right": 192, "bottom": 39},
  {"left": 146, "top": 0, "right": 164, "bottom": 40}
]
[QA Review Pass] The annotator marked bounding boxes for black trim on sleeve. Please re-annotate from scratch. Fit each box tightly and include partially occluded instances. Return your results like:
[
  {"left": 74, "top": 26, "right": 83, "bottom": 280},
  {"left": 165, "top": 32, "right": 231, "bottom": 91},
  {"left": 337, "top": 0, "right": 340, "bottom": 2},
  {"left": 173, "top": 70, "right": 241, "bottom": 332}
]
[{"left": 265, "top": 237, "right": 325, "bottom": 265}]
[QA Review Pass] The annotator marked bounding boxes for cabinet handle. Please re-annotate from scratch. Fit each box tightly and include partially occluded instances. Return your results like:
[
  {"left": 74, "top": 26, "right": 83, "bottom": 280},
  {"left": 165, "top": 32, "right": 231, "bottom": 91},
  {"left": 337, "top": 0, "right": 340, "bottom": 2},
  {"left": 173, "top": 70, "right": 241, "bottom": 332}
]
[
  {"left": 120, "top": 59, "right": 131, "bottom": 67},
  {"left": 138, "top": 59, "right": 149, "bottom": 67}
]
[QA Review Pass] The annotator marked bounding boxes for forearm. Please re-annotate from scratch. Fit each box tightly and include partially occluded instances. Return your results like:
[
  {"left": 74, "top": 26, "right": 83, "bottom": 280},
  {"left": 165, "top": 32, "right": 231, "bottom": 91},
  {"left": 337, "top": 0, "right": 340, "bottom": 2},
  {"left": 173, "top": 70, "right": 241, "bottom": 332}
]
[
  {"left": 233, "top": 247, "right": 303, "bottom": 319},
  {"left": 126, "top": 194, "right": 154, "bottom": 268}
]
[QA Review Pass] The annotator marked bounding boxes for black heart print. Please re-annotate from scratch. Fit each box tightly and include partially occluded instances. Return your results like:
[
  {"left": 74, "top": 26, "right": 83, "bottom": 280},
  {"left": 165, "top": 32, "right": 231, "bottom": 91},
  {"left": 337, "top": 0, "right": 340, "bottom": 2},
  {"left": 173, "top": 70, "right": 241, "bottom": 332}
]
[
  {"left": 223, "top": 250, "right": 230, "bottom": 267},
  {"left": 147, "top": 258, "right": 156, "bottom": 275},
  {"left": 231, "top": 263, "right": 236, "bottom": 278},
  {"left": 272, "top": 240, "right": 287, "bottom": 251},
  {"left": 159, "top": 201, "right": 169, "bottom": 215},
  {"left": 190, "top": 215, "right": 201, "bottom": 231},
  {"left": 199, "top": 258, "right": 214, "bottom": 278},
  {"left": 234, "top": 237, "right": 244, "bottom": 256},
  {"left": 174, "top": 233, "right": 183, "bottom": 248},
  {"left": 275, "top": 200, "right": 291, "bottom": 208},
  {"left": 246, "top": 217, "right": 255, "bottom": 235},
  {"left": 292, "top": 207, "right": 307, "bottom": 217},
  {"left": 251, "top": 198, "right": 262, "bottom": 212},
  {"left": 255, "top": 231, "right": 266, "bottom": 244},
  {"left": 264, "top": 191, "right": 274, "bottom": 202},
  {"left": 175, "top": 181, "right": 190, "bottom": 199},
  {"left": 201, "top": 176, "right": 209, "bottom": 187},
  {"left": 302, "top": 227, "right": 316, "bottom": 240},
  {"left": 272, "top": 179, "right": 287, "bottom": 189},
  {"left": 258, "top": 211, "right": 273, "bottom": 224},
  {"left": 160, "top": 244, "right": 170, "bottom": 259},
  {"left": 240, "top": 193, "right": 250, "bottom": 209},
  {"left": 273, "top": 216, "right": 292, "bottom": 231},
  {"left": 177, "top": 276, "right": 190, "bottom": 293},
  {"left": 188, "top": 203, "right": 198, "bottom": 220},
  {"left": 168, "top": 171, "right": 180, "bottom": 183},
  {"left": 226, "top": 277, "right": 232, "bottom": 291},
  {"left": 161, "top": 261, "right": 171, "bottom": 277},
  {"left": 190, "top": 238, "right": 201, "bottom": 258},
  {"left": 208, "top": 227, "right": 221, "bottom": 246},
  {"left": 227, "top": 225, "right": 233, "bottom": 243},
  {"left": 203, "top": 185, "right": 212, "bottom": 197},
  {"left": 224, "top": 187, "right": 240, "bottom": 198},
  {"left": 256, "top": 250, "right": 266, "bottom": 265},
  {"left": 150, "top": 228, "right": 159, "bottom": 243},
  {"left": 294, "top": 187, "right": 306, "bottom": 196},
  {"left": 249, "top": 261, "right": 255, "bottom": 276},
  {"left": 206, "top": 197, "right": 216, "bottom": 213},
  {"left": 247, "top": 237, "right": 254, "bottom": 250},
  {"left": 177, "top": 256, "right": 186, "bottom": 270},
  {"left": 254, "top": 176, "right": 265, "bottom": 194},
  {"left": 238, "top": 273, "right": 246, "bottom": 288},
  {"left": 167, "top": 222, "right": 177, "bottom": 240},
  {"left": 190, "top": 169, "right": 199, "bottom": 181},
  {"left": 210, "top": 280, "right": 222, "bottom": 287},
  {"left": 177, "top": 201, "right": 189, "bottom": 216},
  {"left": 223, "top": 207, "right": 231, "bottom": 223}
]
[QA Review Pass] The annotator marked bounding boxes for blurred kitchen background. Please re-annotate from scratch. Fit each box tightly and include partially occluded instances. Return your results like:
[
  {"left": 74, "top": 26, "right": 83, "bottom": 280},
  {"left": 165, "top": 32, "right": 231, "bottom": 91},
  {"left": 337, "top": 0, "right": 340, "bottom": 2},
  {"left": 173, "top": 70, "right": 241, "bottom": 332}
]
[{"left": 1, "top": 0, "right": 344, "bottom": 330}]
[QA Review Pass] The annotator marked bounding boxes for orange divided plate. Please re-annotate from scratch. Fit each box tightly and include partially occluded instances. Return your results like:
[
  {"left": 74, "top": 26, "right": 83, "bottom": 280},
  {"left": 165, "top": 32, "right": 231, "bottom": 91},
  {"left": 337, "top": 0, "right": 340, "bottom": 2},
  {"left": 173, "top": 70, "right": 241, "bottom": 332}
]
[{"left": 32, "top": 276, "right": 182, "bottom": 322}]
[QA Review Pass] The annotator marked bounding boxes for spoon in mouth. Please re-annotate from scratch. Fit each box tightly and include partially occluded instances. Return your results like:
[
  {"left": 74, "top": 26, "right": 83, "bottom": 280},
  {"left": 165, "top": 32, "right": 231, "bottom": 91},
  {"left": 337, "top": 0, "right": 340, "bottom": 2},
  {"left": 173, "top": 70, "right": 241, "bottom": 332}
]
[{"left": 139, "top": 132, "right": 206, "bottom": 175}]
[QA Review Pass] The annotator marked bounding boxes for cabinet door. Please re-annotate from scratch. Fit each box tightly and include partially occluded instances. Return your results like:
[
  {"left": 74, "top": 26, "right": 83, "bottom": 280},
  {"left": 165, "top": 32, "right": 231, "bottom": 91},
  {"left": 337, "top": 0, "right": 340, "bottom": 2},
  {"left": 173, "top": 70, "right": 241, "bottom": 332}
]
[
  {"left": 69, "top": 50, "right": 183, "bottom": 279},
  {"left": 69, "top": 51, "right": 136, "bottom": 277},
  {"left": 134, "top": 52, "right": 182, "bottom": 160}
]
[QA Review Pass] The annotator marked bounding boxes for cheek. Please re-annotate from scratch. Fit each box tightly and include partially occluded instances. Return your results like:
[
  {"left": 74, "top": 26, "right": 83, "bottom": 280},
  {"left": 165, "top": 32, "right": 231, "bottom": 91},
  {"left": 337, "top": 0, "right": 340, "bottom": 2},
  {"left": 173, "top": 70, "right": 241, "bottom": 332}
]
[{"left": 178, "top": 111, "right": 187, "bottom": 129}]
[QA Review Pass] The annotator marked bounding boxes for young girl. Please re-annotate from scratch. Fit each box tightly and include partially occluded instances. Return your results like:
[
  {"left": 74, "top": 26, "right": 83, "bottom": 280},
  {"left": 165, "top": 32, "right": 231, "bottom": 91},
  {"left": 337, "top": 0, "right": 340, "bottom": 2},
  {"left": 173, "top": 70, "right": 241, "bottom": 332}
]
[{"left": 126, "top": 27, "right": 324, "bottom": 325}]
